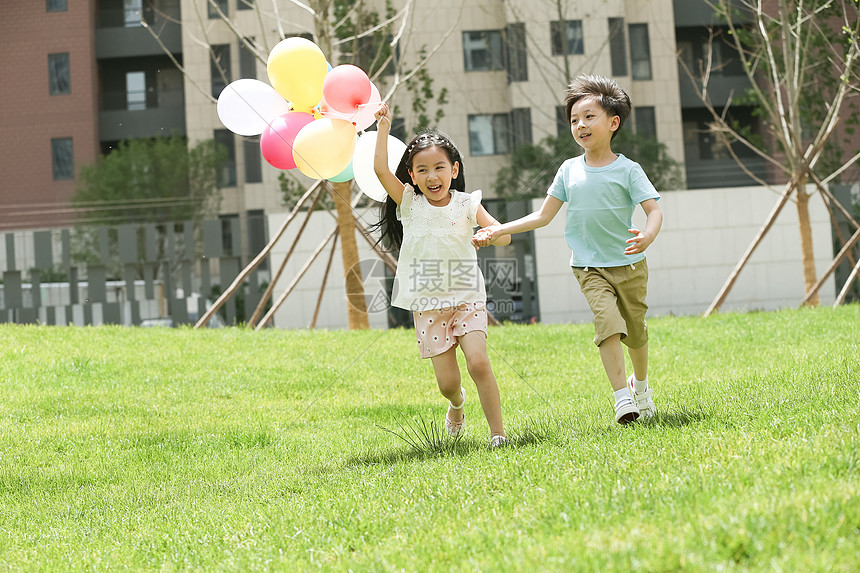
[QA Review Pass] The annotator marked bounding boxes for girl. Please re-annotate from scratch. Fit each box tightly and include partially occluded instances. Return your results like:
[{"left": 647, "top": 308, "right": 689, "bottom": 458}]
[{"left": 372, "top": 103, "right": 509, "bottom": 448}]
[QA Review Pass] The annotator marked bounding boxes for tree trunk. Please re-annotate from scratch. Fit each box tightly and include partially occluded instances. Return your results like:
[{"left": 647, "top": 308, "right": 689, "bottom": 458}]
[
  {"left": 331, "top": 181, "right": 369, "bottom": 329},
  {"left": 796, "top": 181, "right": 819, "bottom": 307}
]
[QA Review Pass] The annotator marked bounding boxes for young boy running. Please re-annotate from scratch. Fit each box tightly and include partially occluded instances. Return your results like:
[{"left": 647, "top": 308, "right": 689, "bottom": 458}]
[{"left": 472, "top": 74, "right": 663, "bottom": 424}]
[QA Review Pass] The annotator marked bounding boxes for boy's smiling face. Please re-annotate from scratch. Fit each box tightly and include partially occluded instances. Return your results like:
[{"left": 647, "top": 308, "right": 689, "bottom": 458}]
[{"left": 569, "top": 97, "right": 620, "bottom": 152}]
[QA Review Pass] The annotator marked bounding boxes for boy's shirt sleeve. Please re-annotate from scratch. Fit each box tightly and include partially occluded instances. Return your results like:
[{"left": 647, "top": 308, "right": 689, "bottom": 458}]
[
  {"left": 547, "top": 164, "right": 569, "bottom": 202},
  {"left": 628, "top": 163, "right": 660, "bottom": 204}
]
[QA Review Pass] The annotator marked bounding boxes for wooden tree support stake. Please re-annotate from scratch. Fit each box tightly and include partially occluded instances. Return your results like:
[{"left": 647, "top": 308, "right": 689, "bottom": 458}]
[
  {"left": 311, "top": 232, "right": 340, "bottom": 329},
  {"left": 800, "top": 225, "right": 860, "bottom": 306},
  {"left": 255, "top": 226, "right": 339, "bottom": 331},
  {"left": 704, "top": 180, "right": 797, "bottom": 317},
  {"left": 194, "top": 180, "right": 324, "bottom": 329},
  {"left": 248, "top": 182, "right": 326, "bottom": 327},
  {"left": 834, "top": 257, "right": 860, "bottom": 307}
]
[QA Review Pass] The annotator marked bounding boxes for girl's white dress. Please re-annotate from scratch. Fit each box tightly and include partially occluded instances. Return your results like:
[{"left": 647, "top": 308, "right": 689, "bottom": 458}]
[{"left": 390, "top": 184, "right": 486, "bottom": 312}]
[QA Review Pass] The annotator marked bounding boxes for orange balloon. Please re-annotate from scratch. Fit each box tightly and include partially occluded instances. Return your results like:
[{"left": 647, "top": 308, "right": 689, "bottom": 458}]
[{"left": 292, "top": 119, "right": 357, "bottom": 179}]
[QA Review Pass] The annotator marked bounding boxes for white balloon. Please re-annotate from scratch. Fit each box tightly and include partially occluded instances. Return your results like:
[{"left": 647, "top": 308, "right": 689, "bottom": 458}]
[
  {"left": 216, "top": 79, "right": 290, "bottom": 136},
  {"left": 352, "top": 131, "right": 407, "bottom": 202}
]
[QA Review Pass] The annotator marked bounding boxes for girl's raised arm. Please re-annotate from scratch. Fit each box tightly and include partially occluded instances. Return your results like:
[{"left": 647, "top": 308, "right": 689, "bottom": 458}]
[{"left": 373, "top": 103, "right": 405, "bottom": 205}]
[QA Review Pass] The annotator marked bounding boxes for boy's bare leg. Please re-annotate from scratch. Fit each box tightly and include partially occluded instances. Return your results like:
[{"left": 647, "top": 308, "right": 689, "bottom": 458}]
[
  {"left": 628, "top": 342, "right": 648, "bottom": 382},
  {"left": 458, "top": 331, "right": 505, "bottom": 437},
  {"left": 598, "top": 333, "right": 628, "bottom": 390}
]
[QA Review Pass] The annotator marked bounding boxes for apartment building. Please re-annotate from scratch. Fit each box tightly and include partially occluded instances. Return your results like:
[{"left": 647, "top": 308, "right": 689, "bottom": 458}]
[{"left": 2, "top": 0, "right": 774, "bottom": 237}]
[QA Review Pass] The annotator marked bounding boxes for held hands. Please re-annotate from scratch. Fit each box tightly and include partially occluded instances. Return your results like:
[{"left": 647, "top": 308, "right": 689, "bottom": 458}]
[
  {"left": 624, "top": 228, "right": 654, "bottom": 255},
  {"left": 471, "top": 225, "right": 501, "bottom": 249}
]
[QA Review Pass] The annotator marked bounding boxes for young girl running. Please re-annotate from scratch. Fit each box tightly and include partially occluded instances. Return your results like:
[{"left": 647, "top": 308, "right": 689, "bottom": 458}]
[{"left": 372, "top": 103, "right": 509, "bottom": 448}]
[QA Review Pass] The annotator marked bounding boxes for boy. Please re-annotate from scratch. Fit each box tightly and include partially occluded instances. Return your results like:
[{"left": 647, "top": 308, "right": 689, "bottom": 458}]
[{"left": 472, "top": 74, "right": 663, "bottom": 424}]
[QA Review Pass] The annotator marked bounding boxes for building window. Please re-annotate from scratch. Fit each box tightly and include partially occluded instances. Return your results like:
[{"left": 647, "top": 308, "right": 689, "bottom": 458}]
[
  {"left": 343, "top": 34, "right": 398, "bottom": 76},
  {"left": 629, "top": 24, "right": 652, "bottom": 80},
  {"left": 550, "top": 20, "right": 584, "bottom": 56},
  {"left": 510, "top": 108, "right": 532, "bottom": 149},
  {"left": 214, "top": 130, "right": 237, "bottom": 188},
  {"left": 506, "top": 23, "right": 528, "bottom": 82},
  {"left": 208, "top": 0, "right": 228, "bottom": 18},
  {"left": 609, "top": 18, "right": 628, "bottom": 76},
  {"left": 124, "top": 0, "right": 142, "bottom": 26},
  {"left": 678, "top": 30, "right": 745, "bottom": 78},
  {"left": 390, "top": 117, "right": 406, "bottom": 142},
  {"left": 635, "top": 106, "right": 657, "bottom": 139},
  {"left": 468, "top": 114, "right": 511, "bottom": 156},
  {"left": 47, "top": 0, "right": 67, "bottom": 12},
  {"left": 463, "top": 30, "right": 506, "bottom": 72},
  {"left": 210, "top": 44, "right": 232, "bottom": 98},
  {"left": 556, "top": 106, "right": 570, "bottom": 137},
  {"left": 243, "top": 138, "right": 262, "bottom": 183},
  {"left": 126, "top": 71, "right": 146, "bottom": 110},
  {"left": 52, "top": 138, "right": 74, "bottom": 180},
  {"left": 239, "top": 41, "right": 257, "bottom": 79},
  {"left": 237, "top": 0, "right": 254, "bottom": 10},
  {"left": 49, "top": 53, "right": 70, "bottom": 95},
  {"left": 219, "top": 213, "right": 239, "bottom": 255},
  {"left": 247, "top": 210, "right": 267, "bottom": 270}
]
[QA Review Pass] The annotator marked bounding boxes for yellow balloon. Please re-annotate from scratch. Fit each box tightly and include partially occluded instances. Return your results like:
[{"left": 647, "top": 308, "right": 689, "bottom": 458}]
[
  {"left": 292, "top": 119, "right": 357, "bottom": 179},
  {"left": 267, "top": 38, "right": 327, "bottom": 110}
]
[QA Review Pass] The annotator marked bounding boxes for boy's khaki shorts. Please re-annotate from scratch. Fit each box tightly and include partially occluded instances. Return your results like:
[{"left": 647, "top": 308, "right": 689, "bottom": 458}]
[{"left": 572, "top": 259, "right": 649, "bottom": 348}]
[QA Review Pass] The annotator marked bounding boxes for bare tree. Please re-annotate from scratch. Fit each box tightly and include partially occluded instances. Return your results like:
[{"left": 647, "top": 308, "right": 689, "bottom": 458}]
[
  {"left": 679, "top": 0, "right": 860, "bottom": 315},
  {"left": 143, "top": 0, "right": 461, "bottom": 328}
]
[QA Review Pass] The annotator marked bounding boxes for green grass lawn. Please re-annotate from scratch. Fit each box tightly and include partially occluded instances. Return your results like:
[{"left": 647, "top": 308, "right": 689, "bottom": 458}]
[{"left": 1, "top": 305, "right": 858, "bottom": 571}]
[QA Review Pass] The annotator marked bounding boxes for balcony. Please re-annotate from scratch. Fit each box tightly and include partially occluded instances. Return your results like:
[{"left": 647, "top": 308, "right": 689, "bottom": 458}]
[
  {"left": 99, "top": 88, "right": 185, "bottom": 141},
  {"left": 684, "top": 157, "right": 772, "bottom": 189},
  {"left": 95, "top": 2, "right": 182, "bottom": 59},
  {"left": 678, "top": 69, "right": 752, "bottom": 109}
]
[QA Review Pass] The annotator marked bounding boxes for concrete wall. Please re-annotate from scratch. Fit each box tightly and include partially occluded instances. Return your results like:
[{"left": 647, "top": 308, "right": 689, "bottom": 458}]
[
  {"left": 534, "top": 185, "right": 836, "bottom": 324},
  {"left": 268, "top": 208, "right": 390, "bottom": 330},
  {"left": 269, "top": 186, "right": 835, "bottom": 330}
]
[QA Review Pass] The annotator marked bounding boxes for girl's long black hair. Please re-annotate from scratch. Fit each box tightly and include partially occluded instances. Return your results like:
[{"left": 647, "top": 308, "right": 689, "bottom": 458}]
[{"left": 369, "top": 128, "right": 466, "bottom": 251}]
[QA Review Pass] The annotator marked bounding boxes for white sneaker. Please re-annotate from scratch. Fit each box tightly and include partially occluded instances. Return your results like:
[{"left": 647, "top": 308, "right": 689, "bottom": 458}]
[
  {"left": 627, "top": 374, "right": 656, "bottom": 419},
  {"left": 614, "top": 399, "right": 640, "bottom": 424}
]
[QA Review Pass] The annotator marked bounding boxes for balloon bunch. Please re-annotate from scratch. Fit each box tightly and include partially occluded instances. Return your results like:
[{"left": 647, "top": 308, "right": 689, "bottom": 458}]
[{"left": 216, "top": 37, "right": 405, "bottom": 202}]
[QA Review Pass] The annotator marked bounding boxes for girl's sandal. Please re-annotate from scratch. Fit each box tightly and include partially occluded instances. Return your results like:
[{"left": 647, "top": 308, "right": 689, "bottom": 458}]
[{"left": 444, "top": 387, "right": 466, "bottom": 437}]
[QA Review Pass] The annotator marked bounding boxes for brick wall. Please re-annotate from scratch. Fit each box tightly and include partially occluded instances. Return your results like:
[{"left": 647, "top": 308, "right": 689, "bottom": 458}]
[{"left": 0, "top": 0, "right": 99, "bottom": 231}]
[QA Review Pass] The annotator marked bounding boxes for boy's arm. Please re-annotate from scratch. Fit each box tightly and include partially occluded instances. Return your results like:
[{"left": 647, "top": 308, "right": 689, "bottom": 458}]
[
  {"left": 475, "top": 206, "right": 512, "bottom": 247},
  {"left": 624, "top": 198, "right": 663, "bottom": 255},
  {"left": 472, "top": 195, "right": 564, "bottom": 247},
  {"left": 373, "top": 103, "right": 405, "bottom": 205}
]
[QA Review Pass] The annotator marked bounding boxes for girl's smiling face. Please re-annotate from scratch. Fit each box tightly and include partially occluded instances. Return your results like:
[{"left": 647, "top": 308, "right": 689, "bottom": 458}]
[{"left": 408, "top": 146, "right": 459, "bottom": 207}]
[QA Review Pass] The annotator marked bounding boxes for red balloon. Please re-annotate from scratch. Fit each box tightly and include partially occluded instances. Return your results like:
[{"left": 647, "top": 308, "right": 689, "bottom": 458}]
[
  {"left": 260, "top": 112, "right": 315, "bottom": 169},
  {"left": 322, "top": 65, "right": 372, "bottom": 114}
]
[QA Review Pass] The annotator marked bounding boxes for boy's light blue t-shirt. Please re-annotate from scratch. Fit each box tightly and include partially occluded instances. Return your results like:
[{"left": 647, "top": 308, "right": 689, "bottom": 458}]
[{"left": 548, "top": 153, "right": 660, "bottom": 268}]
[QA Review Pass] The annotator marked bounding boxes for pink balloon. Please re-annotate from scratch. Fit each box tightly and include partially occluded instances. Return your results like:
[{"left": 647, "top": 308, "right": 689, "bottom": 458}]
[
  {"left": 351, "top": 82, "right": 382, "bottom": 131},
  {"left": 319, "top": 82, "right": 381, "bottom": 131},
  {"left": 322, "top": 65, "right": 371, "bottom": 114},
  {"left": 260, "top": 112, "right": 315, "bottom": 169}
]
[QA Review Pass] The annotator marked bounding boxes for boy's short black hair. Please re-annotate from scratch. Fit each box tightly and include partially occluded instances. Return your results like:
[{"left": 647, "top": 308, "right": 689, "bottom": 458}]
[{"left": 564, "top": 74, "right": 632, "bottom": 140}]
